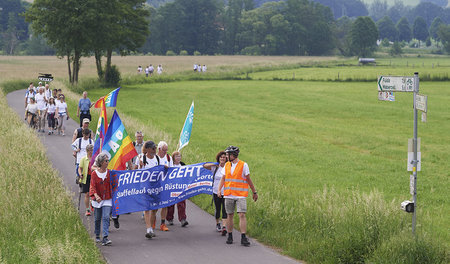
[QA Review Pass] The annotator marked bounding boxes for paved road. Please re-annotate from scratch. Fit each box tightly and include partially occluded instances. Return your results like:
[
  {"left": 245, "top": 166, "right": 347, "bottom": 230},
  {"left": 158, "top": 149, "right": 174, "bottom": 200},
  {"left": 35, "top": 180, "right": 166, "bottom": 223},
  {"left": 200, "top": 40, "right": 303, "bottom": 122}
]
[{"left": 7, "top": 89, "right": 300, "bottom": 264}]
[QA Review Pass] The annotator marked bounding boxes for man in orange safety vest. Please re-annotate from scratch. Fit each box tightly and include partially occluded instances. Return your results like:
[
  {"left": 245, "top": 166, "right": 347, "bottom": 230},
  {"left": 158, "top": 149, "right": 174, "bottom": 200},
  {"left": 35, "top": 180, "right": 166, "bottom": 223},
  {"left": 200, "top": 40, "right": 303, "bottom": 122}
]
[{"left": 218, "top": 145, "right": 258, "bottom": 246}]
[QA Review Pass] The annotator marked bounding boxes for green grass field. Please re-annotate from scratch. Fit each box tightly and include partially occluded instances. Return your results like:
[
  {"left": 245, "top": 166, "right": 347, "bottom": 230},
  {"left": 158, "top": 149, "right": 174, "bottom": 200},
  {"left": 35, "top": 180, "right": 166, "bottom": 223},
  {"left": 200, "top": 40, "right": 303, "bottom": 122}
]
[
  {"left": 246, "top": 57, "right": 450, "bottom": 81},
  {"left": 83, "top": 79, "right": 449, "bottom": 263}
]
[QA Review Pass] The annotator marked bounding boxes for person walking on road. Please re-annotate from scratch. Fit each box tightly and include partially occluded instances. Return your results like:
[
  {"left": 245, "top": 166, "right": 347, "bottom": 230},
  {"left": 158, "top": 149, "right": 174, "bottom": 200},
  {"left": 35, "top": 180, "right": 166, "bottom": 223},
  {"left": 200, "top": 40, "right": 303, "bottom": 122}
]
[
  {"left": 137, "top": 141, "right": 161, "bottom": 239},
  {"left": 166, "top": 151, "right": 188, "bottom": 227},
  {"left": 204, "top": 151, "right": 228, "bottom": 235},
  {"left": 46, "top": 97, "right": 57, "bottom": 135},
  {"left": 78, "top": 144, "right": 94, "bottom": 216},
  {"left": 72, "top": 118, "right": 93, "bottom": 143},
  {"left": 90, "top": 153, "right": 113, "bottom": 246},
  {"left": 71, "top": 128, "right": 93, "bottom": 184},
  {"left": 77, "top": 91, "right": 93, "bottom": 127},
  {"left": 153, "top": 141, "right": 172, "bottom": 232},
  {"left": 55, "top": 94, "right": 69, "bottom": 136},
  {"left": 218, "top": 146, "right": 258, "bottom": 247},
  {"left": 34, "top": 87, "right": 48, "bottom": 133},
  {"left": 128, "top": 131, "right": 144, "bottom": 170}
]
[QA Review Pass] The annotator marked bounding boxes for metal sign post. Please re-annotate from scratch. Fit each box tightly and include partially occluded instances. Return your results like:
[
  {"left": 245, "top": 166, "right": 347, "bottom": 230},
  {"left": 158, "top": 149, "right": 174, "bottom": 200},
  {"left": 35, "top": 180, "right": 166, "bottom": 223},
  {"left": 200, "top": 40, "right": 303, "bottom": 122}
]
[
  {"left": 411, "top": 72, "right": 419, "bottom": 235},
  {"left": 377, "top": 73, "right": 425, "bottom": 235}
]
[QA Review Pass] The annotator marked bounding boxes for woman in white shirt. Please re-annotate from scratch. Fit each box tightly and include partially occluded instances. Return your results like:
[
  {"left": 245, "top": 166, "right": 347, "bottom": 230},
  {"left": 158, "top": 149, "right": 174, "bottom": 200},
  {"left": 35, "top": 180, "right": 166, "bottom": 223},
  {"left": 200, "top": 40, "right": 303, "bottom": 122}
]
[
  {"left": 24, "top": 97, "right": 38, "bottom": 128},
  {"left": 55, "top": 94, "right": 69, "bottom": 136},
  {"left": 203, "top": 151, "right": 228, "bottom": 235},
  {"left": 46, "top": 97, "right": 57, "bottom": 134}
]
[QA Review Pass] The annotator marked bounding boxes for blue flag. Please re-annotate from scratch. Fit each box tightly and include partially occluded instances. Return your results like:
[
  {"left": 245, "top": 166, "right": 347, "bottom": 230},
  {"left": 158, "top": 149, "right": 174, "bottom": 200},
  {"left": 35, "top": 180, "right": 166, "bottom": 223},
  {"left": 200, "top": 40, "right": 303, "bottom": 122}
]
[
  {"left": 177, "top": 101, "right": 194, "bottom": 151},
  {"left": 110, "top": 163, "right": 215, "bottom": 216}
]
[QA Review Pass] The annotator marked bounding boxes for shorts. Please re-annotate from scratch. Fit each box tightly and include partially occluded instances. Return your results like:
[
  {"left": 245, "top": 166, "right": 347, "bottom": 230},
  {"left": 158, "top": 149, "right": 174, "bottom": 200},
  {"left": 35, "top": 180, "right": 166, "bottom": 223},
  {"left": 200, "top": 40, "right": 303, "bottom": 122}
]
[
  {"left": 79, "top": 174, "right": 91, "bottom": 193},
  {"left": 225, "top": 198, "right": 247, "bottom": 214}
]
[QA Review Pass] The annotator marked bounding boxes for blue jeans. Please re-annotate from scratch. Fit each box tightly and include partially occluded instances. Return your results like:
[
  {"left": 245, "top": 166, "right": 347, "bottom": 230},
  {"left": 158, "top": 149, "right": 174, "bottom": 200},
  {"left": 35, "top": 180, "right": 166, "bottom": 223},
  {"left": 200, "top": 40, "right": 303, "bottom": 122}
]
[{"left": 94, "top": 206, "right": 111, "bottom": 238}]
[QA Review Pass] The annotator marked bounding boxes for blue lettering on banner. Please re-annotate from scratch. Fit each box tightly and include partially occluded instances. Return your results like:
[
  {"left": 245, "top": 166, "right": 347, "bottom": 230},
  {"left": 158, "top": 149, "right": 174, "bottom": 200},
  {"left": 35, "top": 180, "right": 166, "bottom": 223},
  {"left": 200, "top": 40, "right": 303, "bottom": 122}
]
[{"left": 110, "top": 163, "right": 216, "bottom": 216}]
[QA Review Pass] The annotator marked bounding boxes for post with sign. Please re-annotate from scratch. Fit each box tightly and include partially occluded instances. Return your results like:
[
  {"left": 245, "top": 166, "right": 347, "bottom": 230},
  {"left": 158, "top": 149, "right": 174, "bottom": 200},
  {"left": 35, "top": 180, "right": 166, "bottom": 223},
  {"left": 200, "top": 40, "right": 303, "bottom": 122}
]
[
  {"left": 377, "top": 72, "right": 426, "bottom": 235},
  {"left": 411, "top": 72, "right": 419, "bottom": 235}
]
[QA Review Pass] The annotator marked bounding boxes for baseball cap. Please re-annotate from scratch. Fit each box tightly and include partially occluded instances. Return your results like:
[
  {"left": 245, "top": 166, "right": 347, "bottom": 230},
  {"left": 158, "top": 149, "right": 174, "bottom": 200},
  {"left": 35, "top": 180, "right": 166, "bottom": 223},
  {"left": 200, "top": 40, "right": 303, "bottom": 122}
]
[{"left": 82, "top": 118, "right": 90, "bottom": 124}]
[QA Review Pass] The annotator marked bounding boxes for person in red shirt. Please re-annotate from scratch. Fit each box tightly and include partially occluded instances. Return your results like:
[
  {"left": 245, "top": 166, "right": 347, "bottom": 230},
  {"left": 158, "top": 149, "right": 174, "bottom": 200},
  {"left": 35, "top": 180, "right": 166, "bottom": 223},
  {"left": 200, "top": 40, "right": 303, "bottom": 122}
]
[{"left": 89, "top": 153, "right": 113, "bottom": 246}]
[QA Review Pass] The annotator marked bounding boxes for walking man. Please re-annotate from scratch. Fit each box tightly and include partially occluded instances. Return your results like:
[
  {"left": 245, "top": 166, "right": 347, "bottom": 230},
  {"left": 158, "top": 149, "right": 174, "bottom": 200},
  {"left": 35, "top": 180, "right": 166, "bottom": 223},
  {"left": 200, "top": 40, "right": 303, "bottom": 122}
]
[
  {"left": 218, "top": 146, "right": 258, "bottom": 246},
  {"left": 77, "top": 91, "right": 93, "bottom": 127}
]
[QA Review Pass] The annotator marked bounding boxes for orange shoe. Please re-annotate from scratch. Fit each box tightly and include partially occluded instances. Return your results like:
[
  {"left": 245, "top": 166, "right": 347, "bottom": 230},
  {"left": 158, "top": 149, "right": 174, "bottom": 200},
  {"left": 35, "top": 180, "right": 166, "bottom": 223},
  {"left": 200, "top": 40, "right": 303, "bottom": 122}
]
[{"left": 160, "top": 223, "right": 169, "bottom": 231}]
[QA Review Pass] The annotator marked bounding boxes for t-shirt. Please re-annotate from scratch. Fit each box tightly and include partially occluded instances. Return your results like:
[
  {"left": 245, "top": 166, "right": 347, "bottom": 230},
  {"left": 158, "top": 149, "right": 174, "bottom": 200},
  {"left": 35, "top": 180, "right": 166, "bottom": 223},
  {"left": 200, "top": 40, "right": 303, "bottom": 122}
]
[
  {"left": 26, "top": 104, "right": 38, "bottom": 114},
  {"left": 47, "top": 104, "right": 56, "bottom": 114},
  {"left": 56, "top": 101, "right": 67, "bottom": 115},
  {"left": 25, "top": 90, "right": 35, "bottom": 104},
  {"left": 91, "top": 170, "right": 112, "bottom": 208},
  {"left": 220, "top": 161, "right": 250, "bottom": 199},
  {"left": 132, "top": 142, "right": 144, "bottom": 164},
  {"left": 35, "top": 93, "right": 47, "bottom": 110},
  {"left": 136, "top": 153, "right": 159, "bottom": 169},
  {"left": 158, "top": 154, "right": 173, "bottom": 167},
  {"left": 78, "top": 155, "right": 91, "bottom": 184},
  {"left": 211, "top": 165, "right": 225, "bottom": 195},
  {"left": 44, "top": 89, "right": 52, "bottom": 100},
  {"left": 78, "top": 98, "right": 91, "bottom": 112},
  {"left": 71, "top": 137, "right": 93, "bottom": 164}
]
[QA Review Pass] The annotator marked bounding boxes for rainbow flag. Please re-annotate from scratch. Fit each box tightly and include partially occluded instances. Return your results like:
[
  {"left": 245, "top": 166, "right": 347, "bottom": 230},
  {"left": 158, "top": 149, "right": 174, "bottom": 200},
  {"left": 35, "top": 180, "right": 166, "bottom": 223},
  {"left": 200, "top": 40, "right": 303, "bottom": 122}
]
[
  {"left": 95, "top": 87, "right": 121, "bottom": 108},
  {"left": 90, "top": 98, "right": 108, "bottom": 166},
  {"left": 102, "top": 110, "right": 138, "bottom": 170}
]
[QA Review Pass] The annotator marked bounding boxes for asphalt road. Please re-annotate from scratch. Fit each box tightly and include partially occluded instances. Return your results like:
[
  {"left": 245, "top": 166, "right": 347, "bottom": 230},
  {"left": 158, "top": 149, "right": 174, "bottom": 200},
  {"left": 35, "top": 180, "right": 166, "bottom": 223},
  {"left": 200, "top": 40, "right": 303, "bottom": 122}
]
[{"left": 7, "top": 89, "right": 301, "bottom": 264}]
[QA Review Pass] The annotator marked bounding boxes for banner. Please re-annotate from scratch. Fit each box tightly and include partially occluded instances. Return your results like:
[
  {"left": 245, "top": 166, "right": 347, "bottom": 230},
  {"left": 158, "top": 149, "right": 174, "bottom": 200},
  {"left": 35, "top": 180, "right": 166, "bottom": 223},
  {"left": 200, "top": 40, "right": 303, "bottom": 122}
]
[{"left": 110, "top": 163, "right": 215, "bottom": 216}]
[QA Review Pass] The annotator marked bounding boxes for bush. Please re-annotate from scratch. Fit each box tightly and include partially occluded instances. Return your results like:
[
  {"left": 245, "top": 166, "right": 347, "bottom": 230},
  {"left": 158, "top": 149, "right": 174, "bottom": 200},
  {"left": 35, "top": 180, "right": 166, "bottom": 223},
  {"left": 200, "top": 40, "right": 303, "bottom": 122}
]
[
  {"left": 179, "top": 50, "right": 188, "bottom": 56},
  {"left": 193, "top": 51, "right": 201, "bottom": 56},
  {"left": 165, "top": 50, "right": 176, "bottom": 56},
  {"left": 390, "top": 42, "right": 403, "bottom": 56},
  {"left": 240, "top": 45, "right": 262, "bottom": 55},
  {"left": 104, "top": 65, "right": 121, "bottom": 86},
  {"left": 382, "top": 38, "right": 390, "bottom": 47}
]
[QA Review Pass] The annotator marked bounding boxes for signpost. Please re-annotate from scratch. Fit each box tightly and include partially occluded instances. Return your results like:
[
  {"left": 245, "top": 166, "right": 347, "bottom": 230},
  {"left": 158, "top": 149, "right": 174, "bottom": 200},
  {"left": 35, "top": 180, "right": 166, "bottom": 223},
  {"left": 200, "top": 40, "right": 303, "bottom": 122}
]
[
  {"left": 38, "top": 73, "right": 53, "bottom": 82},
  {"left": 377, "top": 73, "right": 426, "bottom": 235},
  {"left": 377, "top": 76, "right": 415, "bottom": 92}
]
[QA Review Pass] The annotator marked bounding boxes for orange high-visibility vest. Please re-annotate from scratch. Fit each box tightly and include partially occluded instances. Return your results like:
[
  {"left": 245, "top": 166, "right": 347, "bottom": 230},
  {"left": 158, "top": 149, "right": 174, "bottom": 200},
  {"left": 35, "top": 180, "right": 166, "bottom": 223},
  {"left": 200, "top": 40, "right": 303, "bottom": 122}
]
[{"left": 223, "top": 160, "right": 248, "bottom": 197}]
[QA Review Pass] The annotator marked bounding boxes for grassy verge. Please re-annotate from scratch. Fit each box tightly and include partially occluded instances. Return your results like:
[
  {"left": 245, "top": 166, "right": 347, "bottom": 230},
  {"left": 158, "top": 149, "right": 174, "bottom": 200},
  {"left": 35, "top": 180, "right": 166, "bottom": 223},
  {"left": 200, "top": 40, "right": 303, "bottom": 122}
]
[{"left": 0, "top": 82, "right": 104, "bottom": 263}]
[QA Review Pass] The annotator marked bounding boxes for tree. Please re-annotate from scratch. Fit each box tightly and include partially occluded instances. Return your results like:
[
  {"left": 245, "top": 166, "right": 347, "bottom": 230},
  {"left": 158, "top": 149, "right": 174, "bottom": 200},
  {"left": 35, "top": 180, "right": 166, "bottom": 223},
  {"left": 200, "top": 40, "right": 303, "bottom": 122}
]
[
  {"left": 377, "top": 16, "right": 398, "bottom": 41},
  {"left": 90, "top": 0, "right": 150, "bottom": 82},
  {"left": 350, "top": 16, "right": 378, "bottom": 57},
  {"left": 334, "top": 16, "right": 353, "bottom": 56},
  {"left": 396, "top": 17, "right": 412, "bottom": 42},
  {"left": 387, "top": 1, "right": 409, "bottom": 24},
  {"left": 437, "top": 24, "right": 450, "bottom": 53},
  {"left": 409, "top": 2, "right": 443, "bottom": 26},
  {"left": 429, "top": 17, "right": 444, "bottom": 40},
  {"left": 389, "top": 41, "right": 403, "bottom": 56},
  {"left": 25, "top": 0, "right": 96, "bottom": 84},
  {"left": 369, "top": 0, "right": 388, "bottom": 22},
  {"left": 2, "top": 13, "right": 22, "bottom": 54},
  {"left": 413, "top": 16, "right": 429, "bottom": 46}
]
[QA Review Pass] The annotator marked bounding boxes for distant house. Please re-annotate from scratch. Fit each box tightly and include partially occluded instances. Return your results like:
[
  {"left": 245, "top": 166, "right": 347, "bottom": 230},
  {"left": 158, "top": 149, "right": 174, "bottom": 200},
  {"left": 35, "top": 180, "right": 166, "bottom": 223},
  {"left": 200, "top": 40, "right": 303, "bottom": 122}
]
[{"left": 358, "top": 58, "right": 376, "bottom": 65}]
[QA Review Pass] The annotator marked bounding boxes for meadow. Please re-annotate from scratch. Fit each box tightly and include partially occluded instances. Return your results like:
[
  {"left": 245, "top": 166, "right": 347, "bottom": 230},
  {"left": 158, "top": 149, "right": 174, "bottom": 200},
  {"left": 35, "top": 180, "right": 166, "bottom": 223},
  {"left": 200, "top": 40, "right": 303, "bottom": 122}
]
[{"left": 1, "top": 55, "right": 449, "bottom": 263}]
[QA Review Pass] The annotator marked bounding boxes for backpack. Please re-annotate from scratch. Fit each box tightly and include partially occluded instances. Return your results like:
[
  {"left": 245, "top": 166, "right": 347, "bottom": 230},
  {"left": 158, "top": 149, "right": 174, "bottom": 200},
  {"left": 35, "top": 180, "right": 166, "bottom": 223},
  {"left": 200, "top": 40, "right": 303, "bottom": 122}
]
[
  {"left": 78, "top": 138, "right": 93, "bottom": 152},
  {"left": 77, "top": 128, "right": 92, "bottom": 139}
]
